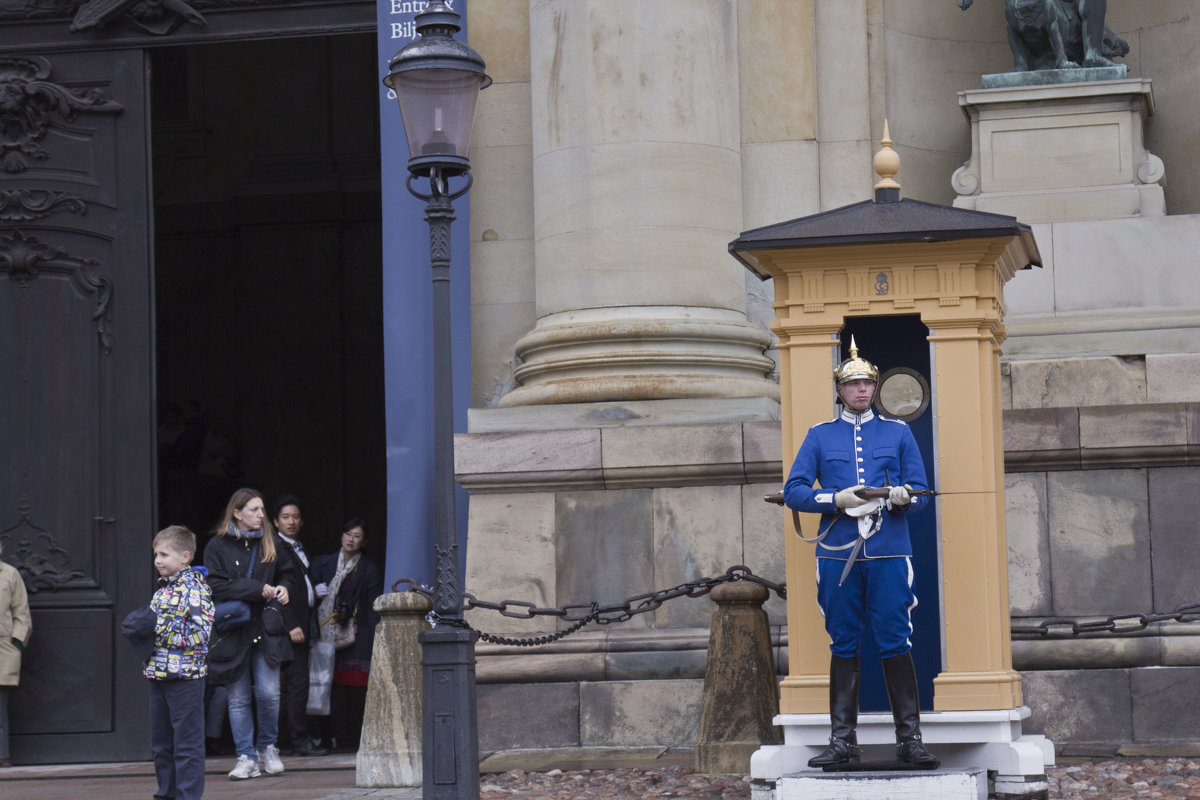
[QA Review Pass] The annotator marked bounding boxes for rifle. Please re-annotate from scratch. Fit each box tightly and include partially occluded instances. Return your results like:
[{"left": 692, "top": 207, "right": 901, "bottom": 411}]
[{"left": 762, "top": 487, "right": 938, "bottom": 505}]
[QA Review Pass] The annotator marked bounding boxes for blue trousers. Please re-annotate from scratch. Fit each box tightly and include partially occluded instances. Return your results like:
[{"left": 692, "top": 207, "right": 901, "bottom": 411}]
[
  {"left": 149, "top": 677, "right": 206, "bottom": 800},
  {"left": 226, "top": 646, "right": 280, "bottom": 757},
  {"left": 817, "top": 556, "right": 916, "bottom": 660}
]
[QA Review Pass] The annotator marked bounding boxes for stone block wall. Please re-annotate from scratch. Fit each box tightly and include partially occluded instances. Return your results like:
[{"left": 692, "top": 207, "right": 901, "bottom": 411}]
[
  {"left": 457, "top": 406, "right": 788, "bottom": 754},
  {"left": 1003, "top": 353, "right": 1200, "bottom": 753},
  {"left": 459, "top": 357, "right": 1200, "bottom": 753}
]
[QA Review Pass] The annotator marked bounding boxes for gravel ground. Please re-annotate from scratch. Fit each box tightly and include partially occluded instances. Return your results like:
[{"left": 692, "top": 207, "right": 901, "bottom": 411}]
[
  {"left": 1050, "top": 758, "right": 1200, "bottom": 799},
  {"left": 6, "top": 754, "right": 1194, "bottom": 800},
  {"left": 474, "top": 759, "right": 1200, "bottom": 800},
  {"left": 481, "top": 767, "right": 752, "bottom": 800}
]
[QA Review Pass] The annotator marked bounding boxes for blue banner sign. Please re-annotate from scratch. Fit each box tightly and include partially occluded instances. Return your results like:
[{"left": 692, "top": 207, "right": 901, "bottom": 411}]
[{"left": 377, "top": 0, "right": 473, "bottom": 589}]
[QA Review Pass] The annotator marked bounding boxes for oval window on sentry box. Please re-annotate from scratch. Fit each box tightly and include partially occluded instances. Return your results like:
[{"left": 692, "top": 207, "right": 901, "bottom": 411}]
[{"left": 876, "top": 367, "right": 930, "bottom": 422}]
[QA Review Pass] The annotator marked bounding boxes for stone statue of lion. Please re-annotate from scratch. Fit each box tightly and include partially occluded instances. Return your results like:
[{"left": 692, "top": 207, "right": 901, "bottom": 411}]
[{"left": 959, "top": 0, "right": 1128, "bottom": 72}]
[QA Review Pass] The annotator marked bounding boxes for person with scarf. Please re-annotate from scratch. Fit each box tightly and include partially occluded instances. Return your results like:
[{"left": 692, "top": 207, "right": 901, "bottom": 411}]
[
  {"left": 309, "top": 518, "right": 382, "bottom": 751},
  {"left": 203, "top": 487, "right": 299, "bottom": 780}
]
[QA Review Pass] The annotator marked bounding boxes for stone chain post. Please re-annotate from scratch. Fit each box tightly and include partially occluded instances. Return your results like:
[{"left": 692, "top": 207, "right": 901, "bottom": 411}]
[
  {"left": 695, "top": 581, "right": 783, "bottom": 774},
  {"left": 356, "top": 590, "right": 432, "bottom": 787}
]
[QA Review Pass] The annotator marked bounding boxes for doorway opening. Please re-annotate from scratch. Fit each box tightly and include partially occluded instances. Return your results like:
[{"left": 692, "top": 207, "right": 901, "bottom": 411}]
[
  {"left": 150, "top": 35, "right": 387, "bottom": 562},
  {"left": 838, "top": 314, "right": 941, "bottom": 712}
]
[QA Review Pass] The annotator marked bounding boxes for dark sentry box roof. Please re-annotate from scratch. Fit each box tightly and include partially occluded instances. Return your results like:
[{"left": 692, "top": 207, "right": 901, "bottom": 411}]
[{"left": 729, "top": 188, "right": 1043, "bottom": 281}]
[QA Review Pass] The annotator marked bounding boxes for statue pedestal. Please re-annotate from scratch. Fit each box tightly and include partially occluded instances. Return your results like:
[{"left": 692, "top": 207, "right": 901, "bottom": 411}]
[{"left": 953, "top": 78, "right": 1164, "bottom": 223}]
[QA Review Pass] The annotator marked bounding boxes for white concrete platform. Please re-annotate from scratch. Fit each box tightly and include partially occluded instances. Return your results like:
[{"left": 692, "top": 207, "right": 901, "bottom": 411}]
[
  {"left": 752, "top": 708, "right": 1052, "bottom": 794},
  {"left": 779, "top": 767, "right": 987, "bottom": 800}
]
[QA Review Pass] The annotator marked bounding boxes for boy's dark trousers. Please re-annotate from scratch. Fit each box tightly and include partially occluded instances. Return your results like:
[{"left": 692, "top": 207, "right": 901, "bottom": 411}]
[{"left": 149, "top": 677, "right": 206, "bottom": 800}]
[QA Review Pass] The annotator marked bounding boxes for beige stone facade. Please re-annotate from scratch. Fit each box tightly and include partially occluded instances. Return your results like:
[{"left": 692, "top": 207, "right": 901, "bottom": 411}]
[{"left": 460, "top": 0, "right": 1200, "bottom": 761}]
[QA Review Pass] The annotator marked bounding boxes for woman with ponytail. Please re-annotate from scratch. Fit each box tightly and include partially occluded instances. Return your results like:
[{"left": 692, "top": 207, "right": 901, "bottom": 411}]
[{"left": 203, "top": 488, "right": 298, "bottom": 780}]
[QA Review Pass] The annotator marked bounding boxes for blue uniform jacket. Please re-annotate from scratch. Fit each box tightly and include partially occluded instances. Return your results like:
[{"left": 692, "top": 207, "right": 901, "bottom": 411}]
[{"left": 784, "top": 408, "right": 929, "bottom": 559}]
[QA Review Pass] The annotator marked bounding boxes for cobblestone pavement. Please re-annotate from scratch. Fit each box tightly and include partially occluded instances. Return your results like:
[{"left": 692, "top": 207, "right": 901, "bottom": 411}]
[
  {"left": 7, "top": 752, "right": 1200, "bottom": 799},
  {"left": 472, "top": 759, "right": 1200, "bottom": 800},
  {"left": 1049, "top": 758, "right": 1200, "bottom": 800},
  {"left": 480, "top": 767, "right": 752, "bottom": 800}
]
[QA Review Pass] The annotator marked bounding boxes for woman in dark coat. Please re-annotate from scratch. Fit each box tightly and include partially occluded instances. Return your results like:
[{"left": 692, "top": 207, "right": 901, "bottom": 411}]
[
  {"left": 310, "top": 518, "right": 383, "bottom": 750},
  {"left": 204, "top": 487, "right": 298, "bottom": 780}
]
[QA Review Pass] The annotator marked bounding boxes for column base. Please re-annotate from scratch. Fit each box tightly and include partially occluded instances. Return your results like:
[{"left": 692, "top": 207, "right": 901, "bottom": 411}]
[
  {"left": 932, "top": 670, "right": 1024, "bottom": 712},
  {"left": 500, "top": 306, "right": 779, "bottom": 407}
]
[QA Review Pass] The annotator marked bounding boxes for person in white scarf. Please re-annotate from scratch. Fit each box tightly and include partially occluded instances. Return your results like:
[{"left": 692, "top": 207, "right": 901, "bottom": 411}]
[
  {"left": 309, "top": 519, "right": 383, "bottom": 751},
  {"left": 316, "top": 548, "right": 360, "bottom": 644}
]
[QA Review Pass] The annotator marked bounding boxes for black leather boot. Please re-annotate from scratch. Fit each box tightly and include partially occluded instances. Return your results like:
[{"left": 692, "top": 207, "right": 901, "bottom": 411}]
[
  {"left": 807, "top": 655, "right": 862, "bottom": 768},
  {"left": 882, "top": 652, "right": 939, "bottom": 769}
]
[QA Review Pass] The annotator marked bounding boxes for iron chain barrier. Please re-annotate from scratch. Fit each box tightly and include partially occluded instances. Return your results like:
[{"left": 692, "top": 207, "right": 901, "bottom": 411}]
[
  {"left": 392, "top": 572, "right": 1200, "bottom": 647},
  {"left": 1009, "top": 602, "right": 1200, "bottom": 638},
  {"left": 392, "top": 565, "right": 786, "bottom": 647}
]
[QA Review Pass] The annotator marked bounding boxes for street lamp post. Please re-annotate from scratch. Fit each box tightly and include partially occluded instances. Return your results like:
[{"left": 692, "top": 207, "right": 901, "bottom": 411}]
[{"left": 383, "top": 3, "right": 490, "bottom": 799}]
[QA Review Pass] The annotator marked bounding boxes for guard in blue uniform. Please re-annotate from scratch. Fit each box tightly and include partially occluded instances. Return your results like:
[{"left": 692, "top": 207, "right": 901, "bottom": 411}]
[{"left": 784, "top": 339, "right": 939, "bottom": 769}]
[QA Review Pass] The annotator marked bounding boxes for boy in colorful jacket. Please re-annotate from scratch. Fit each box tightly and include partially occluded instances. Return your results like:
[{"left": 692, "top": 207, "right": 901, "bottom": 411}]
[{"left": 145, "top": 526, "right": 214, "bottom": 800}]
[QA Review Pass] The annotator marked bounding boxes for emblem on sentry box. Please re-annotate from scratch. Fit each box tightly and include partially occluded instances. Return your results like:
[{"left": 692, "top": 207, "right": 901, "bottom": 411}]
[{"left": 874, "top": 272, "right": 890, "bottom": 296}]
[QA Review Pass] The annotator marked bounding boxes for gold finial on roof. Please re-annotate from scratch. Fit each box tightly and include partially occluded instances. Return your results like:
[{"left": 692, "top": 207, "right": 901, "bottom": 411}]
[{"left": 873, "top": 119, "right": 901, "bottom": 191}]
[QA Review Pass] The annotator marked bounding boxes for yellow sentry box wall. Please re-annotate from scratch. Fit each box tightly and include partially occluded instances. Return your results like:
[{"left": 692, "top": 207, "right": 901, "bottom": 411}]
[{"left": 730, "top": 133, "right": 1041, "bottom": 714}]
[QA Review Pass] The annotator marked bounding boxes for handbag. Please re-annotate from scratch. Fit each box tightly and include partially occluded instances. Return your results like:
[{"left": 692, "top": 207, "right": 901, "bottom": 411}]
[
  {"left": 333, "top": 616, "right": 356, "bottom": 650},
  {"left": 213, "top": 600, "right": 251, "bottom": 633},
  {"left": 262, "top": 597, "right": 289, "bottom": 636},
  {"left": 321, "top": 608, "right": 356, "bottom": 650},
  {"left": 212, "top": 542, "right": 259, "bottom": 633}
]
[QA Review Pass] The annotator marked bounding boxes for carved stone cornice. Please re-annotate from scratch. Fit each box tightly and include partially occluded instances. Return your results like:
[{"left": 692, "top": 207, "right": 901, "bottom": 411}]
[
  {"left": 0, "top": 230, "right": 113, "bottom": 351},
  {"left": 0, "top": 55, "right": 123, "bottom": 173},
  {"left": 0, "top": 0, "right": 265, "bottom": 35},
  {"left": 1, "top": 0, "right": 375, "bottom": 51},
  {"left": 69, "top": 0, "right": 206, "bottom": 36}
]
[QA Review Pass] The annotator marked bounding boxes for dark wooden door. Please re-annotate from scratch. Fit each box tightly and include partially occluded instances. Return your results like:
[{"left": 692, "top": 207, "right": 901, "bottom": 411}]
[{"left": 0, "top": 48, "right": 155, "bottom": 763}]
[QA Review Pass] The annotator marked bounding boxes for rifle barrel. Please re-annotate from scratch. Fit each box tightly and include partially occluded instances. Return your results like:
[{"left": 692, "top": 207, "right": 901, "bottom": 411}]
[
  {"left": 762, "top": 487, "right": 937, "bottom": 505},
  {"left": 856, "top": 487, "right": 937, "bottom": 499}
]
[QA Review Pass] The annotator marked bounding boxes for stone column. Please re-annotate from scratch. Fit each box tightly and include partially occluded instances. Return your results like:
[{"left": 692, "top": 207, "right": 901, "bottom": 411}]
[
  {"left": 500, "top": 0, "right": 778, "bottom": 407},
  {"left": 356, "top": 591, "right": 431, "bottom": 788}
]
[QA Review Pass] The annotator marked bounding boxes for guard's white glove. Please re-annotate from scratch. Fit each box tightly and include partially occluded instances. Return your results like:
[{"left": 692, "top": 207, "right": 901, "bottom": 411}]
[
  {"left": 834, "top": 485, "right": 867, "bottom": 509},
  {"left": 314, "top": 582, "right": 330, "bottom": 598},
  {"left": 888, "top": 484, "right": 912, "bottom": 507}
]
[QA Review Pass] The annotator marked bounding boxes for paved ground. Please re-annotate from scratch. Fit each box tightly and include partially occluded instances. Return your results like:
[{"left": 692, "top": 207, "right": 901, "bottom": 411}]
[
  {"left": 5, "top": 747, "right": 1200, "bottom": 799},
  {"left": 0, "top": 747, "right": 697, "bottom": 800},
  {"left": 0, "top": 752, "right": 368, "bottom": 800}
]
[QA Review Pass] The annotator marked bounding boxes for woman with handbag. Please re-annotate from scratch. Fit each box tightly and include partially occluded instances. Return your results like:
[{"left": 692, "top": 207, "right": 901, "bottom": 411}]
[
  {"left": 310, "top": 518, "right": 382, "bottom": 751},
  {"left": 203, "top": 487, "right": 299, "bottom": 780}
]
